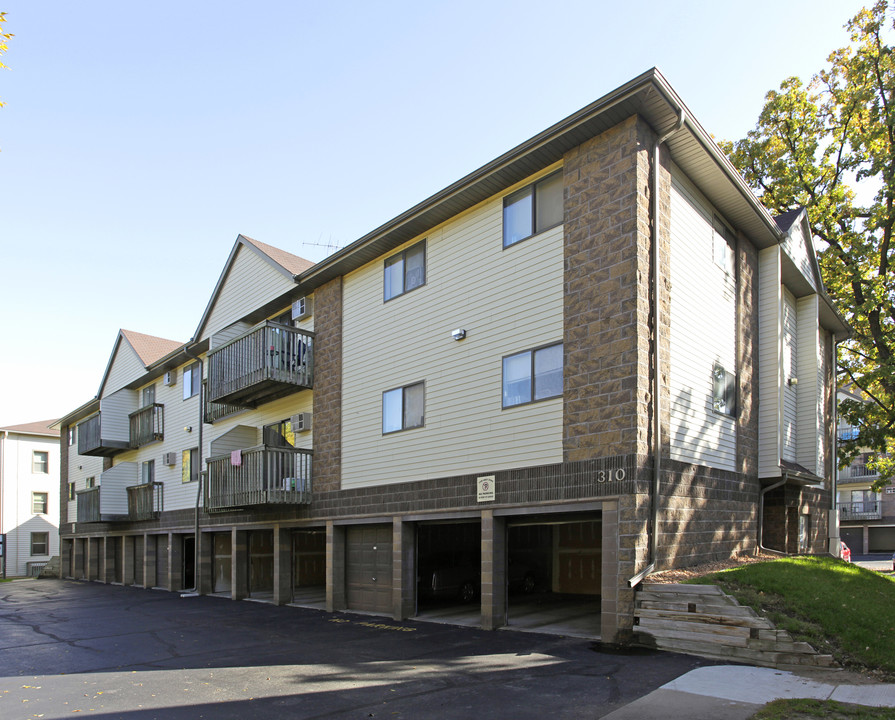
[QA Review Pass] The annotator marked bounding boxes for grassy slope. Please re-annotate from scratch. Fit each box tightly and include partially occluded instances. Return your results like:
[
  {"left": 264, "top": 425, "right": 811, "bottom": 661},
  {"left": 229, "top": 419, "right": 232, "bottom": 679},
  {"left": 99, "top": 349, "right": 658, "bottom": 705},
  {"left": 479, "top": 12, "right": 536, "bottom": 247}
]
[{"left": 688, "top": 556, "right": 895, "bottom": 676}]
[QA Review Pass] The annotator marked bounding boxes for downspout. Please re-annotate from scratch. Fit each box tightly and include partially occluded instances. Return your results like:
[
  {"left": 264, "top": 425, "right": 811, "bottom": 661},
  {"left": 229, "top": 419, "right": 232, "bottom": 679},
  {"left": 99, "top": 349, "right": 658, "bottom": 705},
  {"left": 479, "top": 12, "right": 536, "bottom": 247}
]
[
  {"left": 829, "top": 333, "right": 840, "bottom": 555},
  {"left": 183, "top": 343, "right": 204, "bottom": 594},
  {"left": 628, "top": 108, "right": 686, "bottom": 588}
]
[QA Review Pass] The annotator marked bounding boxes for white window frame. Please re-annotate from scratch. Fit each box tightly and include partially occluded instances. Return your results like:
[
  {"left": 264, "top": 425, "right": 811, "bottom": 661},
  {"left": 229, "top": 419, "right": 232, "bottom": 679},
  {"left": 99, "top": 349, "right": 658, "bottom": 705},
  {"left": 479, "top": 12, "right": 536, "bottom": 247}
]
[
  {"left": 382, "top": 381, "right": 425, "bottom": 434},
  {"left": 183, "top": 363, "right": 200, "bottom": 400},
  {"left": 32, "top": 450, "right": 49, "bottom": 474},
  {"left": 32, "top": 492, "right": 48, "bottom": 514},
  {"left": 30, "top": 532, "right": 49, "bottom": 556},
  {"left": 502, "top": 342, "right": 564, "bottom": 408}
]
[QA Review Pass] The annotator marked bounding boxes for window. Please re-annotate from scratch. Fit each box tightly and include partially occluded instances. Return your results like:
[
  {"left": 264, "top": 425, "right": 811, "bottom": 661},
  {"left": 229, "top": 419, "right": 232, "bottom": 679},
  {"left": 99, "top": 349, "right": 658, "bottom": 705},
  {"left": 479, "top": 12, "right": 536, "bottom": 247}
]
[
  {"left": 503, "top": 171, "right": 563, "bottom": 248},
  {"left": 713, "top": 217, "right": 736, "bottom": 277},
  {"left": 142, "top": 384, "right": 156, "bottom": 407},
  {"left": 263, "top": 419, "right": 296, "bottom": 448},
  {"left": 183, "top": 363, "right": 200, "bottom": 400},
  {"left": 384, "top": 240, "right": 426, "bottom": 301},
  {"left": 68, "top": 427, "right": 76, "bottom": 446},
  {"left": 182, "top": 448, "right": 199, "bottom": 483},
  {"left": 32, "top": 451, "right": 49, "bottom": 474},
  {"left": 712, "top": 363, "right": 736, "bottom": 416},
  {"left": 86, "top": 476, "right": 96, "bottom": 489},
  {"left": 502, "top": 343, "right": 563, "bottom": 407},
  {"left": 142, "top": 459, "right": 155, "bottom": 484},
  {"left": 382, "top": 381, "right": 425, "bottom": 434},
  {"left": 30, "top": 532, "right": 49, "bottom": 556},
  {"left": 32, "top": 492, "right": 48, "bottom": 514},
  {"left": 68, "top": 482, "right": 76, "bottom": 501}
]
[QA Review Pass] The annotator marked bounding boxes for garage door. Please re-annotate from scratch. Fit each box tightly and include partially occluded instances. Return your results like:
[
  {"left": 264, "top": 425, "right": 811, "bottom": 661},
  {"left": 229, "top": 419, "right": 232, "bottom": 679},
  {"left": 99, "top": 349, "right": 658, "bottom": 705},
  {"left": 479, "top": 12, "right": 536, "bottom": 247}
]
[
  {"left": 869, "top": 526, "right": 895, "bottom": 553},
  {"left": 840, "top": 527, "right": 863, "bottom": 554},
  {"left": 346, "top": 525, "right": 393, "bottom": 614}
]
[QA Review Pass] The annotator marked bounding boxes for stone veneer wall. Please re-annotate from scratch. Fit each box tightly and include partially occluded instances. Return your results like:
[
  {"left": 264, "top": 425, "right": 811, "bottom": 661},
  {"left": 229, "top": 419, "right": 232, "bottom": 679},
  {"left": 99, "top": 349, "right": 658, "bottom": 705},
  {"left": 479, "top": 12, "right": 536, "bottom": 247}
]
[{"left": 313, "top": 277, "right": 343, "bottom": 492}]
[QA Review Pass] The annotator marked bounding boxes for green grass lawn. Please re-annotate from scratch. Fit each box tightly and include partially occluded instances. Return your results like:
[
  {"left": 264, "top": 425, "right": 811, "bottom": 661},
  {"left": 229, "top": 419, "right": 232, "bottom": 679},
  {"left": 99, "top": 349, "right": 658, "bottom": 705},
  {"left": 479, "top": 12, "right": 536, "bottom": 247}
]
[
  {"left": 689, "top": 556, "right": 895, "bottom": 677},
  {"left": 752, "top": 698, "right": 895, "bottom": 719}
]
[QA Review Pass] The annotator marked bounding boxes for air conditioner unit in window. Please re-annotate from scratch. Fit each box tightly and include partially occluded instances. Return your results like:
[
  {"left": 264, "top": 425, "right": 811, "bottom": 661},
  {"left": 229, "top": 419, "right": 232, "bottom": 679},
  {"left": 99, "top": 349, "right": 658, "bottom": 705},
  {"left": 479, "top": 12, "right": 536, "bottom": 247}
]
[
  {"left": 164, "top": 370, "right": 176, "bottom": 386},
  {"left": 292, "top": 296, "right": 312, "bottom": 321},
  {"left": 291, "top": 412, "right": 312, "bottom": 432},
  {"left": 163, "top": 452, "right": 177, "bottom": 466}
]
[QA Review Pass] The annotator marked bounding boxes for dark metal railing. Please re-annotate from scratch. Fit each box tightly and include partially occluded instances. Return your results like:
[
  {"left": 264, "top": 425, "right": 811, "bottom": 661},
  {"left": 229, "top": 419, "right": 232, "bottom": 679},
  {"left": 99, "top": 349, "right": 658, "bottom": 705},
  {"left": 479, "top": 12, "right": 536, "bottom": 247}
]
[
  {"left": 129, "top": 403, "right": 164, "bottom": 448},
  {"left": 76, "top": 486, "right": 101, "bottom": 523},
  {"left": 849, "top": 463, "right": 877, "bottom": 478},
  {"left": 205, "top": 445, "right": 312, "bottom": 510},
  {"left": 77, "top": 414, "right": 103, "bottom": 455},
  {"left": 127, "top": 482, "right": 164, "bottom": 520},
  {"left": 838, "top": 501, "right": 881, "bottom": 521},
  {"left": 206, "top": 321, "right": 314, "bottom": 407}
]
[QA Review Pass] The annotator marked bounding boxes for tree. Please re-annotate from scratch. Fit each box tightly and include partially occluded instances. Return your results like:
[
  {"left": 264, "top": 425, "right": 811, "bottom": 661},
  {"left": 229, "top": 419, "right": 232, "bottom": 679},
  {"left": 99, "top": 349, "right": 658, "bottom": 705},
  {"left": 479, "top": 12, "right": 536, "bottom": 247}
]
[
  {"left": 0, "top": 12, "right": 10, "bottom": 108},
  {"left": 719, "top": 0, "right": 895, "bottom": 490}
]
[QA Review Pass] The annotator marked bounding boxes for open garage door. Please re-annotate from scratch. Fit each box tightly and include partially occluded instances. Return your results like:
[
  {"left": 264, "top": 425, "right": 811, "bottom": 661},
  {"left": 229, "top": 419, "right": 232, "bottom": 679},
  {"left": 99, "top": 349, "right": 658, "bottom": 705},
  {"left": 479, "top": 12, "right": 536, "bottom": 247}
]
[
  {"left": 506, "top": 513, "right": 602, "bottom": 637},
  {"left": 869, "top": 526, "right": 895, "bottom": 553},
  {"left": 292, "top": 529, "right": 326, "bottom": 607},
  {"left": 415, "top": 522, "right": 481, "bottom": 624},
  {"left": 346, "top": 525, "right": 393, "bottom": 615}
]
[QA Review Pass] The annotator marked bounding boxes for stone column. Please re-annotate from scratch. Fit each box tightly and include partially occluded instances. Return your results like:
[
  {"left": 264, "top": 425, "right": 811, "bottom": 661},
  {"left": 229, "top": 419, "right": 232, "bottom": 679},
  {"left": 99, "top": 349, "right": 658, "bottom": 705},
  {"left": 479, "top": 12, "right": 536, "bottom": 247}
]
[
  {"left": 231, "top": 529, "right": 248, "bottom": 600},
  {"left": 481, "top": 510, "right": 506, "bottom": 631},
  {"left": 326, "top": 521, "right": 346, "bottom": 612},
  {"left": 144, "top": 534, "right": 156, "bottom": 588},
  {"left": 102, "top": 537, "right": 116, "bottom": 583},
  {"left": 197, "top": 531, "right": 213, "bottom": 595},
  {"left": 392, "top": 518, "right": 415, "bottom": 620},
  {"left": 273, "top": 525, "right": 292, "bottom": 605},
  {"left": 169, "top": 534, "right": 184, "bottom": 591}
]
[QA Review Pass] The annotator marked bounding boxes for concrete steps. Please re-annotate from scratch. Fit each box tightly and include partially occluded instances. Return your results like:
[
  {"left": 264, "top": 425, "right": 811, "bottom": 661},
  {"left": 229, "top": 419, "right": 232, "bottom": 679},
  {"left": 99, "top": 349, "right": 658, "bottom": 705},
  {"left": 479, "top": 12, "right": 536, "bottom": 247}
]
[{"left": 633, "top": 583, "right": 835, "bottom": 668}]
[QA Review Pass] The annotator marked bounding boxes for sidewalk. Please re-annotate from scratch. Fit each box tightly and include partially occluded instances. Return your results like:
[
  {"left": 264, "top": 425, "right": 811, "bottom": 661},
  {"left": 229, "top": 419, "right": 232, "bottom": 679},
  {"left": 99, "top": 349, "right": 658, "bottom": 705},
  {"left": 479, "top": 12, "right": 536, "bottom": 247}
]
[{"left": 603, "top": 665, "right": 895, "bottom": 720}]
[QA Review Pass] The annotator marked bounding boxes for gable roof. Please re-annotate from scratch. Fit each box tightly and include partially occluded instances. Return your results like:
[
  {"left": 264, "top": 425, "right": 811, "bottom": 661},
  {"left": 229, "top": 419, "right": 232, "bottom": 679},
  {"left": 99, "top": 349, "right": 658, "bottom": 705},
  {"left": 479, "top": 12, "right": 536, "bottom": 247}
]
[
  {"left": 121, "top": 329, "right": 183, "bottom": 366},
  {"left": 192, "top": 234, "right": 314, "bottom": 342},
  {"left": 0, "top": 419, "right": 60, "bottom": 437}
]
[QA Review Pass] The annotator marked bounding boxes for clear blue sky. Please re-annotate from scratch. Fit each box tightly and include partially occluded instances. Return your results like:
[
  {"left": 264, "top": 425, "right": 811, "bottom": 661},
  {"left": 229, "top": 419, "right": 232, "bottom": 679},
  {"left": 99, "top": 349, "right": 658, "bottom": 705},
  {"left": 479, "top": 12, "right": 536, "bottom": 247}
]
[{"left": 0, "top": 0, "right": 872, "bottom": 426}]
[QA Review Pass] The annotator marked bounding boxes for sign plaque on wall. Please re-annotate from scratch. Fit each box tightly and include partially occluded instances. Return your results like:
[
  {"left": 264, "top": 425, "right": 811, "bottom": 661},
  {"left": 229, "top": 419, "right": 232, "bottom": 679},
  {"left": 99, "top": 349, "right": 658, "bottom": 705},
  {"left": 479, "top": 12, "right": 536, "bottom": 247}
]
[{"left": 477, "top": 475, "right": 495, "bottom": 502}]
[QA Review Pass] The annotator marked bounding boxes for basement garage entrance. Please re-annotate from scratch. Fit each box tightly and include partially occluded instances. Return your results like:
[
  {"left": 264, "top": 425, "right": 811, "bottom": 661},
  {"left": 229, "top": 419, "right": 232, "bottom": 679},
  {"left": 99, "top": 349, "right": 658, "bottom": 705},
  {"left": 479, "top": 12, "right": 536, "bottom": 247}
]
[
  {"left": 346, "top": 525, "right": 393, "bottom": 615},
  {"left": 506, "top": 513, "right": 602, "bottom": 637},
  {"left": 415, "top": 521, "right": 481, "bottom": 626},
  {"left": 292, "top": 529, "right": 326, "bottom": 607},
  {"left": 212, "top": 532, "right": 232, "bottom": 595},
  {"left": 840, "top": 527, "right": 863, "bottom": 554},
  {"left": 869, "top": 526, "right": 895, "bottom": 552},
  {"left": 248, "top": 530, "right": 274, "bottom": 600}
]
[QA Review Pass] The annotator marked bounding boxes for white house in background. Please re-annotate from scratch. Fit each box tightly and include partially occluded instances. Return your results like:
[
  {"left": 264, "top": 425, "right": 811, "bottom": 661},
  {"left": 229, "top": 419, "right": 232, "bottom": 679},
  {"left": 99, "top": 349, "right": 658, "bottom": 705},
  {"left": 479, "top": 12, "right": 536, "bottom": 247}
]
[{"left": 0, "top": 420, "right": 60, "bottom": 576}]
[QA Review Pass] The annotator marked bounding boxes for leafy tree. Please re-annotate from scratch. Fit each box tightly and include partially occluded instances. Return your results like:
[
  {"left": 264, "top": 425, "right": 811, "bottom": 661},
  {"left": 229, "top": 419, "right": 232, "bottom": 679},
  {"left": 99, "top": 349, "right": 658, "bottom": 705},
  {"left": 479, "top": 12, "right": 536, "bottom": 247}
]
[
  {"left": 719, "top": 0, "right": 895, "bottom": 490},
  {"left": 0, "top": 12, "right": 10, "bottom": 108}
]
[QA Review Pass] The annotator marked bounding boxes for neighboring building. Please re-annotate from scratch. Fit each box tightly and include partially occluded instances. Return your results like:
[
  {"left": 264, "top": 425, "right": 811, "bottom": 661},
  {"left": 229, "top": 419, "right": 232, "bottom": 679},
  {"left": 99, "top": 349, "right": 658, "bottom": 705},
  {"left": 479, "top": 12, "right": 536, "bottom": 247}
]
[
  {"left": 837, "top": 387, "right": 895, "bottom": 553},
  {"left": 56, "top": 69, "right": 848, "bottom": 644},
  {"left": 0, "top": 420, "right": 60, "bottom": 576}
]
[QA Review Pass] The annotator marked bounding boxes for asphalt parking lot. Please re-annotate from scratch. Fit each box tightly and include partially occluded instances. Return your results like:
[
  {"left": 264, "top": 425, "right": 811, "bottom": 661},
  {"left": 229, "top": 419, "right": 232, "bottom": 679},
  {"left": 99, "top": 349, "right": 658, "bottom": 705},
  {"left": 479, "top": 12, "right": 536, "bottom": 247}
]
[{"left": 0, "top": 579, "right": 709, "bottom": 720}]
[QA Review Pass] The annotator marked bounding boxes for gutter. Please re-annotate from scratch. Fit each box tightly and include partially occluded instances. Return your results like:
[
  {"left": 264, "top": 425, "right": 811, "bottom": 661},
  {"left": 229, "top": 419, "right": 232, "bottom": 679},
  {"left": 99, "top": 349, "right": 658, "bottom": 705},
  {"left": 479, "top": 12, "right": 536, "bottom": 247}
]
[
  {"left": 628, "top": 107, "right": 687, "bottom": 588},
  {"left": 829, "top": 333, "right": 841, "bottom": 555}
]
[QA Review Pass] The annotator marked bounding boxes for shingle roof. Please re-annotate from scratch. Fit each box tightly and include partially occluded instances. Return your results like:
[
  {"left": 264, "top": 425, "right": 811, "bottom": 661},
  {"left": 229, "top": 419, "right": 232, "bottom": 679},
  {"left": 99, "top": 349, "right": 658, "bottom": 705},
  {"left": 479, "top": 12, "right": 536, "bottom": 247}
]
[
  {"left": 120, "top": 329, "right": 183, "bottom": 367},
  {"left": 774, "top": 207, "right": 804, "bottom": 233},
  {"left": 241, "top": 235, "right": 314, "bottom": 276},
  {"left": 0, "top": 419, "right": 60, "bottom": 437}
]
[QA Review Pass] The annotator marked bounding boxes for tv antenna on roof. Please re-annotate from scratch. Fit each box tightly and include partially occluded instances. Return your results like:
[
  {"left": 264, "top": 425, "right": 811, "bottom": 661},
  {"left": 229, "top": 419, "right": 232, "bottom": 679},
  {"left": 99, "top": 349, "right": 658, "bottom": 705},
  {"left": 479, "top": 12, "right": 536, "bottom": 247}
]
[{"left": 302, "top": 234, "right": 343, "bottom": 257}]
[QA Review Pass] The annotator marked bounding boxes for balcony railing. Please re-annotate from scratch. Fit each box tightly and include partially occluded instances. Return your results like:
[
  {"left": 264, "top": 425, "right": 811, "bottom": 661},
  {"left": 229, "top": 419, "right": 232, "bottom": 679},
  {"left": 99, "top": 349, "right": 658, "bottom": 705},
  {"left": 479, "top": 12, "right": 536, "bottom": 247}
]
[
  {"left": 126, "top": 482, "right": 163, "bottom": 520},
  {"left": 77, "top": 413, "right": 129, "bottom": 457},
  {"left": 76, "top": 486, "right": 101, "bottom": 523},
  {"left": 205, "top": 444, "right": 312, "bottom": 511},
  {"left": 203, "top": 381, "right": 244, "bottom": 424},
  {"left": 206, "top": 321, "right": 314, "bottom": 408},
  {"left": 849, "top": 464, "right": 878, "bottom": 479},
  {"left": 129, "top": 403, "right": 164, "bottom": 448},
  {"left": 839, "top": 501, "right": 882, "bottom": 521}
]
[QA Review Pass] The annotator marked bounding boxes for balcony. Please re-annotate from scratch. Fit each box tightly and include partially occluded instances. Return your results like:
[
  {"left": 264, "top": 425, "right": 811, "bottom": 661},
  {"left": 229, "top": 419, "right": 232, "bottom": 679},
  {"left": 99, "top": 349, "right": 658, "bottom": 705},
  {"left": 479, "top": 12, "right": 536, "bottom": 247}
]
[
  {"left": 849, "top": 463, "right": 878, "bottom": 479},
  {"left": 839, "top": 501, "right": 882, "bottom": 521},
  {"left": 206, "top": 321, "right": 314, "bottom": 409},
  {"left": 127, "top": 482, "right": 163, "bottom": 521},
  {"left": 129, "top": 403, "right": 164, "bottom": 448},
  {"left": 203, "top": 381, "right": 244, "bottom": 424},
  {"left": 76, "top": 486, "right": 101, "bottom": 523},
  {"left": 205, "top": 444, "right": 312, "bottom": 511},
  {"left": 77, "top": 413, "right": 129, "bottom": 457}
]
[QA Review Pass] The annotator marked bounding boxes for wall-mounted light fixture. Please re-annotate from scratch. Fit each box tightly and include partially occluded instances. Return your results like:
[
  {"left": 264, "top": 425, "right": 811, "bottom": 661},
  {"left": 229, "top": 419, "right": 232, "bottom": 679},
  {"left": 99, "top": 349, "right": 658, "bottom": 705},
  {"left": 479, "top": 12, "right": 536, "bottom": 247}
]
[
  {"left": 451, "top": 328, "right": 467, "bottom": 341},
  {"left": 184, "top": 426, "right": 193, "bottom": 433},
  {"left": 788, "top": 377, "right": 799, "bottom": 387}
]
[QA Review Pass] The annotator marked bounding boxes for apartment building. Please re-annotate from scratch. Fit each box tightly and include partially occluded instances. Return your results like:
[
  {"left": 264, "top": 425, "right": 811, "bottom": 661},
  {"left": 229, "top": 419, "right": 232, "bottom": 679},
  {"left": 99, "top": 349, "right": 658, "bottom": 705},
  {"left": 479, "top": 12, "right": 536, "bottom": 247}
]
[
  {"left": 0, "top": 420, "right": 60, "bottom": 576},
  {"left": 57, "top": 69, "right": 848, "bottom": 644},
  {"left": 837, "top": 388, "right": 895, "bottom": 553}
]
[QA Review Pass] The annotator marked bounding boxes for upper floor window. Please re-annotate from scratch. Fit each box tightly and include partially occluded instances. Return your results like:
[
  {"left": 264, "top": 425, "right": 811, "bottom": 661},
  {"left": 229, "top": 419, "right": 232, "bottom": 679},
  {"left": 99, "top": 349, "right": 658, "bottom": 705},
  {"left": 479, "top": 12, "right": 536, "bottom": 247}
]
[
  {"left": 30, "top": 532, "right": 49, "bottom": 556},
  {"left": 32, "top": 492, "right": 48, "bottom": 514},
  {"left": 264, "top": 418, "right": 296, "bottom": 448},
  {"left": 384, "top": 240, "right": 426, "bottom": 301},
  {"left": 182, "top": 447, "right": 199, "bottom": 483},
  {"left": 712, "top": 217, "right": 736, "bottom": 277},
  {"left": 142, "top": 384, "right": 156, "bottom": 407},
  {"left": 502, "top": 343, "right": 563, "bottom": 407},
  {"left": 142, "top": 459, "right": 155, "bottom": 484},
  {"left": 503, "top": 171, "right": 563, "bottom": 248},
  {"left": 382, "top": 381, "right": 425, "bottom": 434},
  {"left": 183, "top": 363, "right": 201, "bottom": 400},
  {"left": 68, "top": 427, "right": 76, "bottom": 446},
  {"left": 32, "top": 451, "right": 49, "bottom": 474},
  {"left": 86, "top": 476, "right": 96, "bottom": 488},
  {"left": 68, "top": 482, "right": 76, "bottom": 501},
  {"left": 712, "top": 363, "right": 736, "bottom": 416}
]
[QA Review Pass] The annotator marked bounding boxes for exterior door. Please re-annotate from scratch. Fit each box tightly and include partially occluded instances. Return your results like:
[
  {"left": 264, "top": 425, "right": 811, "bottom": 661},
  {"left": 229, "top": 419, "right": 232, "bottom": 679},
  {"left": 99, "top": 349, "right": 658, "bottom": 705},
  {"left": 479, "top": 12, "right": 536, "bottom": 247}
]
[{"left": 346, "top": 525, "right": 393, "bottom": 614}]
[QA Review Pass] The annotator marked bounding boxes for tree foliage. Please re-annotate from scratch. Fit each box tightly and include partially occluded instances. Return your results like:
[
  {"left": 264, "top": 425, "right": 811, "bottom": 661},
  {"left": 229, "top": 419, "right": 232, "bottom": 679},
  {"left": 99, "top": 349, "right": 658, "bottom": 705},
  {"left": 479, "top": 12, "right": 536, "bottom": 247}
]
[
  {"left": 720, "top": 1, "right": 895, "bottom": 490},
  {"left": 0, "top": 12, "right": 10, "bottom": 109}
]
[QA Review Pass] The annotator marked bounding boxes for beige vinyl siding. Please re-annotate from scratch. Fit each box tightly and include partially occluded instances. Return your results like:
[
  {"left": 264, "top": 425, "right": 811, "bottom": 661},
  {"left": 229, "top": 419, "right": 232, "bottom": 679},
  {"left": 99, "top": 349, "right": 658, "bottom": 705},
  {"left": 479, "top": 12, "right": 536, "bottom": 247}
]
[
  {"left": 782, "top": 222, "right": 818, "bottom": 292},
  {"left": 782, "top": 288, "right": 798, "bottom": 463},
  {"left": 103, "top": 342, "right": 145, "bottom": 396},
  {"left": 99, "top": 462, "right": 138, "bottom": 516},
  {"left": 200, "top": 246, "right": 296, "bottom": 343},
  {"left": 211, "top": 321, "right": 251, "bottom": 350},
  {"left": 796, "top": 295, "right": 823, "bottom": 476},
  {"left": 341, "top": 173, "right": 564, "bottom": 490},
  {"left": 758, "top": 247, "right": 783, "bottom": 478},
  {"left": 99, "top": 388, "right": 137, "bottom": 446},
  {"left": 209, "top": 425, "right": 259, "bottom": 456},
  {"left": 668, "top": 169, "right": 737, "bottom": 471}
]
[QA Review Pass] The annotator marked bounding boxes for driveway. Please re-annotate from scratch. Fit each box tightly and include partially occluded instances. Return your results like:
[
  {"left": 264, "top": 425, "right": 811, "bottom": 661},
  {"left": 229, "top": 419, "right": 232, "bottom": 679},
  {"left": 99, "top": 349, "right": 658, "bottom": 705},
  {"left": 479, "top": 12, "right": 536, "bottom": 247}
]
[
  {"left": 0, "top": 579, "right": 709, "bottom": 719},
  {"left": 852, "top": 553, "right": 894, "bottom": 573}
]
